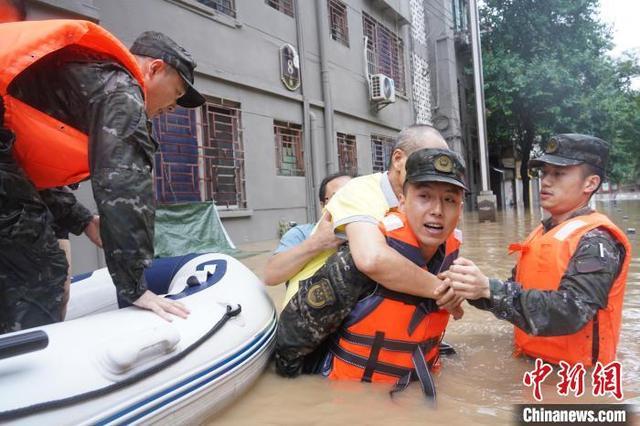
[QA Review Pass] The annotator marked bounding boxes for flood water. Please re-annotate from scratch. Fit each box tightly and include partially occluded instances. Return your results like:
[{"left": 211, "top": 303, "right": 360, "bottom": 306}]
[{"left": 208, "top": 200, "right": 640, "bottom": 425}]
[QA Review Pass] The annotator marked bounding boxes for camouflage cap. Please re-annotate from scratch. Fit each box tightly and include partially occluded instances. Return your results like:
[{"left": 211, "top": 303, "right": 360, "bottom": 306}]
[
  {"left": 405, "top": 148, "right": 467, "bottom": 191},
  {"left": 528, "top": 134, "right": 609, "bottom": 171},
  {"left": 130, "top": 31, "right": 206, "bottom": 108}
]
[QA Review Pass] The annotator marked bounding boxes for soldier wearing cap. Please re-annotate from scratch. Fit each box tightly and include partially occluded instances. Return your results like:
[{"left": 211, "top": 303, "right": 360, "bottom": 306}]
[
  {"left": 276, "top": 148, "right": 466, "bottom": 390},
  {"left": 443, "top": 134, "right": 631, "bottom": 366},
  {"left": 0, "top": 21, "right": 205, "bottom": 333}
]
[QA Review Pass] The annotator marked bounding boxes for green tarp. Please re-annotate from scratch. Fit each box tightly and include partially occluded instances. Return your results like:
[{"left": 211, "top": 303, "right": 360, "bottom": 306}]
[{"left": 154, "top": 202, "right": 237, "bottom": 258}]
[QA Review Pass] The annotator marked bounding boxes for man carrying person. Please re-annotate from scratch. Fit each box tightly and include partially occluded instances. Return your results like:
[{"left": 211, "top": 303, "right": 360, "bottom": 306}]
[
  {"left": 263, "top": 172, "right": 353, "bottom": 287},
  {"left": 275, "top": 125, "right": 465, "bottom": 376},
  {"left": 444, "top": 134, "right": 631, "bottom": 367},
  {"left": 0, "top": 21, "right": 206, "bottom": 333},
  {"left": 317, "top": 148, "right": 467, "bottom": 400}
]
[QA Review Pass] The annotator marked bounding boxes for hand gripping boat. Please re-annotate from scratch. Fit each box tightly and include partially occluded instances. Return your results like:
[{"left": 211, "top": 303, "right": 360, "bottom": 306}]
[{"left": 0, "top": 253, "right": 277, "bottom": 425}]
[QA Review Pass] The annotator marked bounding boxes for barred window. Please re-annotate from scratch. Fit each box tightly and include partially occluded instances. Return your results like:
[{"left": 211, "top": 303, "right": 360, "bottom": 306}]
[
  {"left": 265, "top": 0, "right": 294, "bottom": 17},
  {"left": 203, "top": 98, "right": 246, "bottom": 208},
  {"left": 275, "top": 120, "right": 304, "bottom": 176},
  {"left": 328, "top": 0, "right": 349, "bottom": 46},
  {"left": 371, "top": 134, "right": 395, "bottom": 172},
  {"left": 362, "top": 12, "right": 406, "bottom": 94},
  {"left": 337, "top": 132, "right": 358, "bottom": 175},
  {"left": 196, "top": 0, "right": 236, "bottom": 18},
  {"left": 153, "top": 108, "right": 201, "bottom": 204}
]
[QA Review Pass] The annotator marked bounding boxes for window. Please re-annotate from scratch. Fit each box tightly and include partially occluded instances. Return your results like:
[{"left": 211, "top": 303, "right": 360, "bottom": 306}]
[
  {"left": 371, "top": 134, "right": 395, "bottom": 172},
  {"left": 337, "top": 132, "right": 358, "bottom": 175},
  {"left": 328, "top": 0, "right": 349, "bottom": 46},
  {"left": 153, "top": 108, "right": 201, "bottom": 203},
  {"left": 153, "top": 99, "right": 246, "bottom": 208},
  {"left": 451, "top": 0, "right": 469, "bottom": 33},
  {"left": 265, "top": 0, "right": 294, "bottom": 17},
  {"left": 196, "top": 0, "right": 236, "bottom": 18},
  {"left": 275, "top": 120, "right": 304, "bottom": 176},
  {"left": 202, "top": 97, "right": 246, "bottom": 208},
  {"left": 362, "top": 12, "right": 406, "bottom": 94}
]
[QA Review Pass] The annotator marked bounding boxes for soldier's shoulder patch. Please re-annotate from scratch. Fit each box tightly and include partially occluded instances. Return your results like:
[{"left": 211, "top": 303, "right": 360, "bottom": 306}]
[
  {"left": 306, "top": 278, "right": 336, "bottom": 309},
  {"left": 381, "top": 214, "right": 404, "bottom": 232}
]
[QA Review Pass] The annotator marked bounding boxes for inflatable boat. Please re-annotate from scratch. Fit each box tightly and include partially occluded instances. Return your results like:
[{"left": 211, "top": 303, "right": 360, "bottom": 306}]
[{"left": 0, "top": 253, "right": 276, "bottom": 425}]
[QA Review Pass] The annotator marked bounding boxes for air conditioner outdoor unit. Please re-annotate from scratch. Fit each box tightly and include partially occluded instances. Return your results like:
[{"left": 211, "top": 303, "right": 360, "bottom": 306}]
[{"left": 369, "top": 74, "right": 396, "bottom": 103}]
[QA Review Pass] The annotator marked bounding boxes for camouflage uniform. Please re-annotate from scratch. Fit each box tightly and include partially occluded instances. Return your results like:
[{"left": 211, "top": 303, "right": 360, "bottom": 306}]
[
  {"left": 0, "top": 46, "right": 157, "bottom": 333},
  {"left": 469, "top": 134, "right": 626, "bottom": 337},
  {"left": 275, "top": 245, "right": 377, "bottom": 376},
  {"left": 469, "top": 206, "right": 625, "bottom": 335},
  {"left": 42, "top": 186, "right": 93, "bottom": 240}
]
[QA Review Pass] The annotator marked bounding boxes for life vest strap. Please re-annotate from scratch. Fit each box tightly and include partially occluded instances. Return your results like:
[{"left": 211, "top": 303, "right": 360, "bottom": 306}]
[
  {"left": 376, "top": 286, "right": 439, "bottom": 309},
  {"left": 338, "top": 328, "right": 440, "bottom": 353},
  {"left": 329, "top": 335, "right": 439, "bottom": 402},
  {"left": 362, "top": 331, "right": 385, "bottom": 383},
  {"left": 329, "top": 337, "right": 413, "bottom": 378},
  {"left": 440, "top": 248, "right": 460, "bottom": 273},
  {"left": 412, "top": 345, "right": 437, "bottom": 402},
  {"left": 407, "top": 301, "right": 440, "bottom": 336},
  {"left": 388, "top": 347, "right": 437, "bottom": 403}
]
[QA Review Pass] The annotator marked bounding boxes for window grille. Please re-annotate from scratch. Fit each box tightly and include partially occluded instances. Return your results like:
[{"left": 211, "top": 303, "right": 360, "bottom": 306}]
[
  {"left": 196, "top": 0, "right": 236, "bottom": 18},
  {"left": 274, "top": 120, "right": 304, "bottom": 176},
  {"left": 371, "top": 134, "right": 395, "bottom": 172},
  {"left": 328, "top": 0, "right": 349, "bottom": 46},
  {"left": 337, "top": 132, "right": 358, "bottom": 175},
  {"left": 202, "top": 98, "right": 246, "bottom": 208},
  {"left": 265, "top": 0, "right": 294, "bottom": 17},
  {"left": 362, "top": 12, "right": 406, "bottom": 94},
  {"left": 153, "top": 100, "right": 246, "bottom": 208},
  {"left": 153, "top": 108, "right": 200, "bottom": 203}
]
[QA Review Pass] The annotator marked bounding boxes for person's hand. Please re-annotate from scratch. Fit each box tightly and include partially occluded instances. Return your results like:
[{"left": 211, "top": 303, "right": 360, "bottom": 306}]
[
  {"left": 444, "top": 257, "right": 491, "bottom": 300},
  {"left": 434, "top": 281, "right": 465, "bottom": 320},
  {"left": 133, "top": 290, "right": 190, "bottom": 321},
  {"left": 307, "top": 212, "right": 342, "bottom": 251},
  {"left": 83, "top": 215, "right": 102, "bottom": 248}
]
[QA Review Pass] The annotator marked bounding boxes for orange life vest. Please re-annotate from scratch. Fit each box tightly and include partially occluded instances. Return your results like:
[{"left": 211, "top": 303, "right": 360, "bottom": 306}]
[
  {"left": 326, "top": 211, "right": 461, "bottom": 399},
  {"left": 509, "top": 212, "right": 631, "bottom": 366},
  {"left": 0, "top": 20, "right": 146, "bottom": 189}
]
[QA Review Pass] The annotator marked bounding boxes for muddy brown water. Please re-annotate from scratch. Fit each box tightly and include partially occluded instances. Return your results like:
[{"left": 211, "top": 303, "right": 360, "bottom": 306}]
[{"left": 208, "top": 200, "right": 640, "bottom": 425}]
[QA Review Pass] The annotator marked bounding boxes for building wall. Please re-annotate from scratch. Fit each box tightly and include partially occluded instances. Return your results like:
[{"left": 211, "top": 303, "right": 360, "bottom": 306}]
[{"left": 423, "top": 0, "right": 463, "bottom": 153}]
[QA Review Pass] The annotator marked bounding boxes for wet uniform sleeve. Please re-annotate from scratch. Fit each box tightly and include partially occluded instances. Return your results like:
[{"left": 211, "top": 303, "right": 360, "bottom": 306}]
[
  {"left": 39, "top": 187, "right": 93, "bottom": 236},
  {"left": 80, "top": 65, "right": 157, "bottom": 304},
  {"left": 469, "top": 228, "right": 624, "bottom": 336}
]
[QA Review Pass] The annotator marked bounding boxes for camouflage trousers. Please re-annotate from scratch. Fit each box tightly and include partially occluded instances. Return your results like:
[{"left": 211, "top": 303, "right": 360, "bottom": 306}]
[
  {"left": 275, "top": 245, "right": 376, "bottom": 377},
  {"left": 0, "top": 129, "right": 67, "bottom": 334}
]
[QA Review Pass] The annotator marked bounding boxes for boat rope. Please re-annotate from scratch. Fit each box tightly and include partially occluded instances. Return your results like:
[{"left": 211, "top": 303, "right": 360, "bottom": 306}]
[{"left": 0, "top": 304, "right": 242, "bottom": 421}]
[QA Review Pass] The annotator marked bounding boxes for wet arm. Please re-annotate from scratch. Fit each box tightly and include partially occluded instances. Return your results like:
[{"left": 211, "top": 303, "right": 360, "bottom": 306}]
[
  {"left": 264, "top": 226, "right": 320, "bottom": 285},
  {"left": 264, "top": 215, "right": 343, "bottom": 285}
]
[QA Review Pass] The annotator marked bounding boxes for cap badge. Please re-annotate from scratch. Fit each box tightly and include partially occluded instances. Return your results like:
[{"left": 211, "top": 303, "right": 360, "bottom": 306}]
[
  {"left": 546, "top": 138, "right": 559, "bottom": 154},
  {"left": 435, "top": 155, "right": 453, "bottom": 173}
]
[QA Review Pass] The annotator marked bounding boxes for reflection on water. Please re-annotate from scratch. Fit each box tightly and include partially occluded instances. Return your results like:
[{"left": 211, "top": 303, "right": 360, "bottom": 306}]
[{"left": 209, "top": 201, "right": 639, "bottom": 425}]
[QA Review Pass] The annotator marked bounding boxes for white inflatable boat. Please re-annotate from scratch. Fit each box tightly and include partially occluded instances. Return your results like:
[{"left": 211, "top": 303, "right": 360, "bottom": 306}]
[{"left": 0, "top": 253, "right": 276, "bottom": 425}]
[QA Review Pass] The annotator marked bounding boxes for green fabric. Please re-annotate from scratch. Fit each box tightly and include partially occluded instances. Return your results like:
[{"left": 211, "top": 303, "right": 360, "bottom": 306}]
[{"left": 154, "top": 202, "right": 237, "bottom": 258}]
